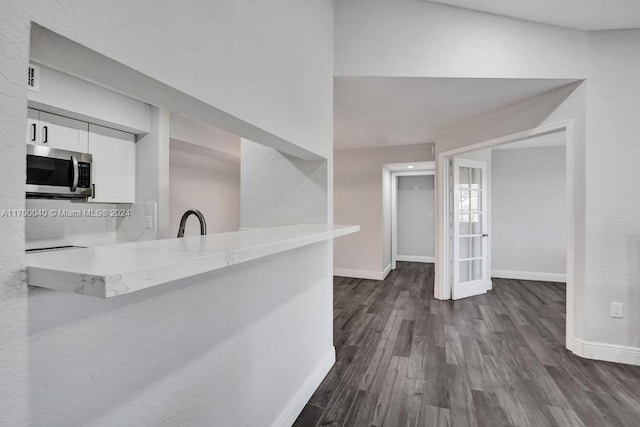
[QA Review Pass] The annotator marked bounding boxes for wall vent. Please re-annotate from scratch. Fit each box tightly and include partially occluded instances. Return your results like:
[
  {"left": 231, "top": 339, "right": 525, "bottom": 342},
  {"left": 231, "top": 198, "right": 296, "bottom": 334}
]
[{"left": 27, "top": 63, "right": 40, "bottom": 92}]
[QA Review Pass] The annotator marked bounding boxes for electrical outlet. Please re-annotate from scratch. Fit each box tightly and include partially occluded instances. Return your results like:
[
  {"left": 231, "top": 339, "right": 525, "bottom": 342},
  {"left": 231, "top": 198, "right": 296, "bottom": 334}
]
[
  {"left": 611, "top": 302, "right": 624, "bottom": 318},
  {"left": 145, "top": 216, "right": 153, "bottom": 229}
]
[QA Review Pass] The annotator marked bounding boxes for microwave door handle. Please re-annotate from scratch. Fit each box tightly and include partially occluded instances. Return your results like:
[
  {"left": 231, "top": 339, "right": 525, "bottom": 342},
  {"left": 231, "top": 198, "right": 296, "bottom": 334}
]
[{"left": 70, "top": 156, "right": 79, "bottom": 192}]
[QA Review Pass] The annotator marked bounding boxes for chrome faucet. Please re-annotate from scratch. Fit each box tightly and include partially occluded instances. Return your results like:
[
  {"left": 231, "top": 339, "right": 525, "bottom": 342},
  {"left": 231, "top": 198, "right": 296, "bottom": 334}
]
[{"left": 177, "top": 209, "right": 207, "bottom": 237}]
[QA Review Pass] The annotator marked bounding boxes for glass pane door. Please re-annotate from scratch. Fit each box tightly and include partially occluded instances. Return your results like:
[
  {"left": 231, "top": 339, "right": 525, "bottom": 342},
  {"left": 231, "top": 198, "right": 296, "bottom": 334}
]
[{"left": 452, "top": 158, "right": 488, "bottom": 300}]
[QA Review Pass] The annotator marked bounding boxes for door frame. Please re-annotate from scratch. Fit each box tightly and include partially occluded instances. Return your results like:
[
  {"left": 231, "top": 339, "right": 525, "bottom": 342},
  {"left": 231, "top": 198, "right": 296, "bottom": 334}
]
[
  {"left": 435, "top": 120, "right": 576, "bottom": 351},
  {"left": 391, "top": 168, "right": 436, "bottom": 270}
]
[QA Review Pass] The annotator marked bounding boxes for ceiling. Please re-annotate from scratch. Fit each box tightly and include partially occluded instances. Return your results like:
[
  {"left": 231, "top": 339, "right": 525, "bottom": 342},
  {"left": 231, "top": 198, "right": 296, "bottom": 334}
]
[
  {"left": 334, "top": 77, "right": 575, "bottom": 150},
  {"left": 428, "top": 0, "right": 640, "bottom": 31}
]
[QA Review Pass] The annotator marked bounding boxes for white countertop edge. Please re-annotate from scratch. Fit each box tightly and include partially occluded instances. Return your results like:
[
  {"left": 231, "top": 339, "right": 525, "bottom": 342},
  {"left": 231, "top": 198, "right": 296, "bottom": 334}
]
[{"left": 26, "top": 224, "right": 360, "bottom": 298}]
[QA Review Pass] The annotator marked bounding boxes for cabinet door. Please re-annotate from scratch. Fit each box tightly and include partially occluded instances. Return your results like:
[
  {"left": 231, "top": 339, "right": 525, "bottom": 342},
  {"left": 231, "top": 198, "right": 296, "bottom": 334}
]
[
  {"left": 88, "top": 124, "right": 136, "bottom": 203},
  {"left": 39, "top": 111, "right": 89, "bottom": 152},
  {"left": 27, "top": 108, "right": 40, "bottom": 145}
]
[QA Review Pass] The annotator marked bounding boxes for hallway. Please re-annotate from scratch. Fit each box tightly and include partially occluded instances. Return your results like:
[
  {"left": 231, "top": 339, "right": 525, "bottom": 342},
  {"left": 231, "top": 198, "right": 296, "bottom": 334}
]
[{"left": 295, "top": 262, "right": 640, "bottom": 426}]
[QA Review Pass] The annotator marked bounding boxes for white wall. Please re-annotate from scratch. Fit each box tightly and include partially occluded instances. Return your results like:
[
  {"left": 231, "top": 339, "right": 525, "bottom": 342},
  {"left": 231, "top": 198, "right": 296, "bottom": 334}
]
[
  {"left": 334, "top": 0, "right": 587, "bottom": 79},
  {"left": 169, "top": 140, "right": 240, "bottom": 237},
  {"left": 584, "top": 30, "right": 640, "bottom": 350},
  {"left": 334, "top": 144, "right": 433, "bottom": 276},
  {"left": 136, "top": 107, "right": 171, "bottom": 238},
  {"left": 492, "top": 146, "right": 567, "bottom": 277},
  {"left": 240, "top": 139, "right": 328, "bottom": 228},
  {"left": 0, "top": 1, "right": 334, "bottom": 425},
  {"left": 397, "top": 175, "right": 435, "bottom": 258}
]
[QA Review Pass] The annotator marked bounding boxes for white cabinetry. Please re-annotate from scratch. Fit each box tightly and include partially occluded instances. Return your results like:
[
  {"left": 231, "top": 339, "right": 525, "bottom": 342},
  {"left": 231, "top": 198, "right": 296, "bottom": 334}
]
[
  {"left": 27, "top": 108, "right": 39, "bottom": 145},
  {"left": 26, "top": 108, "right": 89, "bottom": 152},
  {"left": 26, "top": 107, "right": 137, "bottom": 203},
  {"left": 88, "top": 124, "right": 136, "bottom": 203}
]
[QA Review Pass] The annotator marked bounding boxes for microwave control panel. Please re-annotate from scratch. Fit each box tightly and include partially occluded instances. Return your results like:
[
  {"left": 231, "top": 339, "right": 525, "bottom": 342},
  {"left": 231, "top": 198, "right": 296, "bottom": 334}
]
[{"left": 77, "top": 162, "right": 91, "bottom": 188}]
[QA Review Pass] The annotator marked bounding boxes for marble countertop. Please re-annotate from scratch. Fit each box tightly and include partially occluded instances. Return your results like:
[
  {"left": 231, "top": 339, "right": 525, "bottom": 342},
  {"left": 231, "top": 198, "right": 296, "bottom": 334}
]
[{"left": 26, "top": 224, "right": 359, "bottom": 298}]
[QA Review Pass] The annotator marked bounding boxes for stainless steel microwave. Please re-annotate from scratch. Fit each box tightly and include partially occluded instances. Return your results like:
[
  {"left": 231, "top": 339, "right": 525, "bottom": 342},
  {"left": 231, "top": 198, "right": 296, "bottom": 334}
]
[{"left": 26, "top": 145, "right": 93, "bottom": 199}]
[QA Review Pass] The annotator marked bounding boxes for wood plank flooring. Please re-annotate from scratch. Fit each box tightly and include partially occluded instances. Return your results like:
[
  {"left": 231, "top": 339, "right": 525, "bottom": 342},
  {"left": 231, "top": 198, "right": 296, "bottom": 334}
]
[{"left": 294, "top": 262, "right": 640, "bottom": 427}]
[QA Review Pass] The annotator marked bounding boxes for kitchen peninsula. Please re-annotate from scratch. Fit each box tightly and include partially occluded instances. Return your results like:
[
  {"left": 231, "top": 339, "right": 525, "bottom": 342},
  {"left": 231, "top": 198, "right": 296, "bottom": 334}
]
[{"left": 26, "top": 224, "right": 358, "bottom": 297}]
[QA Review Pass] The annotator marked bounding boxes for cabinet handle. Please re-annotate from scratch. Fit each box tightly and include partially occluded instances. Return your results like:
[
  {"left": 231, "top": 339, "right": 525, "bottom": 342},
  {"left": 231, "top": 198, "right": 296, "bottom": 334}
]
[
  {"left": 42, "top": 126, "right": 48, "bottom": 144},
  {"left": 31, "top": 123, "right": 36, "bottom": 142}
]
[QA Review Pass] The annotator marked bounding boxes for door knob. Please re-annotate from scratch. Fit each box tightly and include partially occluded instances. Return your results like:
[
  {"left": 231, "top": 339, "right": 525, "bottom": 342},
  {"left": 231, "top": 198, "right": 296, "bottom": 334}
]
[{"left": 482, "top": 234, "right": 489, "bottom": 237}]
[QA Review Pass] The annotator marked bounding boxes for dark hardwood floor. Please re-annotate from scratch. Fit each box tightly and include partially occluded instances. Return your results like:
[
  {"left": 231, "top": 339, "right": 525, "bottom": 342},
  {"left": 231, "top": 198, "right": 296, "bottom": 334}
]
[{"left": 294, "top": 262, "right": 640, "bottom": 427}]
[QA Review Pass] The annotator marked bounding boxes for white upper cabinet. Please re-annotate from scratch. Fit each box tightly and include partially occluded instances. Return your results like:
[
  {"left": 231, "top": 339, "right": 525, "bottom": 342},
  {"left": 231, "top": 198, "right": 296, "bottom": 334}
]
[
  {"left": 88, "top": 124, "right": 136, "bottom": 203},
  {"left": 27, "top": 109, "right": 89, "bottom": 152},
  {"left": 27, "top": 108, "right": 39, "bottom": 145},
  {"left": 39, "top": 112, "right": 89, "bottom": 152},
  {"left": 26, "top": 107, "right": 138, "bottom": 204}
]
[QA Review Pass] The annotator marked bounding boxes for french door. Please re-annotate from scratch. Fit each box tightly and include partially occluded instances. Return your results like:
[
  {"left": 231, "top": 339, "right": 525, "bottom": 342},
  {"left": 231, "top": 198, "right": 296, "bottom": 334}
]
[{"left": 452, "top": 158, "right": 490, "bottom": 300}]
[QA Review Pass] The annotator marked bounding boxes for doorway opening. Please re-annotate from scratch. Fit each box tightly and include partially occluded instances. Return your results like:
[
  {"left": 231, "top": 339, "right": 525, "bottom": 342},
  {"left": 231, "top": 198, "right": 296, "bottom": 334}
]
[
  {"left": 437, "top": 122, "right": 575, "bottom": 349},
  {"left": 386, "top": 161, "right": 436, "bottom": 271}
]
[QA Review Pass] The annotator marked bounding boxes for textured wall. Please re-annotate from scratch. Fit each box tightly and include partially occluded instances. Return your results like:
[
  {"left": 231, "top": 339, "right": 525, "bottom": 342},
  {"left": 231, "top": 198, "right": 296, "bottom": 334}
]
[
  {"left": 0, "top": 4, "right": 31, "bottom": 423},
  {"left": 585, "top": 30, "right": 640, "bottom": 347},
  {"left": 240, "top": 139, "right": 328, "bottom": 228}
]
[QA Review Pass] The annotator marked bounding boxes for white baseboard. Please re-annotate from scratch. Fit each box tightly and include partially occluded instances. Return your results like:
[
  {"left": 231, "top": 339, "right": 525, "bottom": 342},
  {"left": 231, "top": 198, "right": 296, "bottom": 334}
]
[
  {"left": 333, "top": 265, "right": 390, "bottom": 281},
  {"left": 273, "top": 347, "right": 336, "bottom": 427},
  {"left": 573, "top": 338, "right": 640, "bottom": 366},
  {"left": 491, "top": 269, "right": 566, "bottom": 283},
  {"left": 396, "top": 255, "right": 435, "bottom": 263},
  {"left": 382, "top": 263, "right": 391, "bottom": 280}
]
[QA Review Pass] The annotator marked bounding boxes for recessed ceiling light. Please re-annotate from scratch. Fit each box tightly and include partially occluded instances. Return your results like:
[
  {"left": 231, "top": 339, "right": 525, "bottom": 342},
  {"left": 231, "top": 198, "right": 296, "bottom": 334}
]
[{"left": 407, "top": 165, "right": 414, "bottom": 169}]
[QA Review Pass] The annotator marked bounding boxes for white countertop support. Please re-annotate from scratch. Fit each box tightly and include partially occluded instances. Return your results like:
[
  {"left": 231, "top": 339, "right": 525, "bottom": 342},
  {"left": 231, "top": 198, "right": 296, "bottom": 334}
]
[{"left": 26, "top": 224, "right": 359, "bottom": 298}]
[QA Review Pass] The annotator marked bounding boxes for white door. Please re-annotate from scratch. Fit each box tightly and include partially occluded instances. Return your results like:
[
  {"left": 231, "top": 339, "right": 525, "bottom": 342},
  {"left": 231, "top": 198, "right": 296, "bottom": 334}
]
[
  {"left": 88, "top": 124, "right": 136, "bottom": 203},
  {"left": 452, "top": 158, "right": 490, "bottom": 300},
  {"left": 39, "top": 111, "right": 89, "bottom": 152}
]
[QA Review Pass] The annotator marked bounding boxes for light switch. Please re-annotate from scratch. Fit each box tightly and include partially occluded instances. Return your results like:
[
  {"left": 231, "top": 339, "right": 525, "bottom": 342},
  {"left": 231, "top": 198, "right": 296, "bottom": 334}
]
[{"left": 611, "top": 302, "right": 623, "bottom": 318}]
